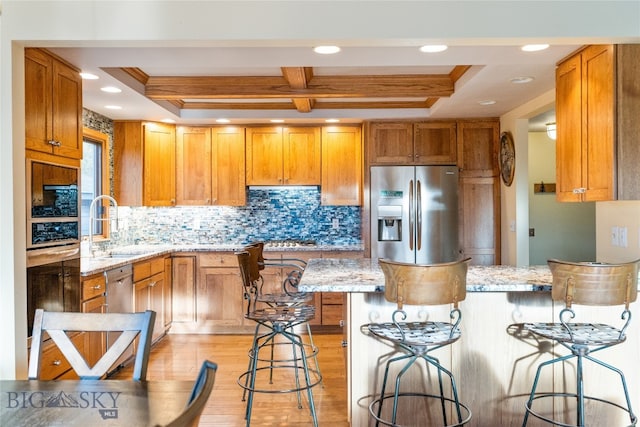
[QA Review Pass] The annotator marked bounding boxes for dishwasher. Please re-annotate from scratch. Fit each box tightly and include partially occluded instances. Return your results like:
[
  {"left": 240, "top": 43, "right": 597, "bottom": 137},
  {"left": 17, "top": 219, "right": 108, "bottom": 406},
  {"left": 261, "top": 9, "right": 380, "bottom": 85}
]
[{"left": 104, "top": 264, "right": 134, "bottom": 375}]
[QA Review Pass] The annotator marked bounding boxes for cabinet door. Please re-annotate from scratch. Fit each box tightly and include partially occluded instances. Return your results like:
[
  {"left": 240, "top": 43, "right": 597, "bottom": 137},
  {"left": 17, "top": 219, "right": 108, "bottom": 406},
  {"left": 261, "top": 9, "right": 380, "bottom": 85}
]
[
  {"left": 82, "top": 295, "right": 106, "bottom": 369},
  {"left": 283, "top": 127, "right": 321, "bottom": 185},
  {"left": 321, "top": 126, "right": 363, "bottom": 205},
  {"left": 246, "top": 127, "right": 283, "bottom": 185},
  {"left": 51, "top": 59, "right": 82, "bottom": 159},
  {"left": 456, "top": 120, "right": 499, "bottom": 178},
  {"left": 163, "top": 257, "right": 172, "bottom": 328},
  {"left": 582, "top": 44, "right": 614, "bottom": 202},
  {"left": 25, "top": 49, "right": 53, "bottom": 154},
  {"left": 172, "top": 256, "right": 196, "bottom": 323},
  {"left": 212, "top": 126, "right": 246, "bottom": 206},
  {"left": 198, "top": 267, "right": 245, "bottom": 327},
  {"left": 556, "top": 52, "right": 583, "bottom": 202},
  {"left": 143, "top": 123, "right": 176, "bottom": 206},
  {"left": 148, "top": 272, "right": 164, "bottom": 342},
  {"left": 414, "top": 122, "right": 457, "bottom": 164},
  {"left": 459, "top": 176, "right": 500, "bottom": 265},
  {"left": 176, "top": 126, "right": 212, "bottom": 205},
  {"left": 368, "top": 122, "right": 413, "bottom": 164}
]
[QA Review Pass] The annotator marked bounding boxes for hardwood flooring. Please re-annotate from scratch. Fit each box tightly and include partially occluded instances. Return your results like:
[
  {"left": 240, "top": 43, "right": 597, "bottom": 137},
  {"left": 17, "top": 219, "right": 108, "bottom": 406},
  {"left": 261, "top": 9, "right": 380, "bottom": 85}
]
[{"left": 112, "top": 331, "right": 349, "bottom": 426}]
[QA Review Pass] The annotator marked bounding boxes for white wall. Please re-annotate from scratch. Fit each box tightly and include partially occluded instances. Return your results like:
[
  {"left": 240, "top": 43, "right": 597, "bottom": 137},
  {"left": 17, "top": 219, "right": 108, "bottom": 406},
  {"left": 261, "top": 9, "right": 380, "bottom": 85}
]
[
  {"left": 596, "top": 201, "right": 640, "bottom": 263},
  {"left": 2, "top": 0, "right": 640, "bottom": 379},
  {"left": 528, "top": 132, "right": 595, "bottom": 264}
]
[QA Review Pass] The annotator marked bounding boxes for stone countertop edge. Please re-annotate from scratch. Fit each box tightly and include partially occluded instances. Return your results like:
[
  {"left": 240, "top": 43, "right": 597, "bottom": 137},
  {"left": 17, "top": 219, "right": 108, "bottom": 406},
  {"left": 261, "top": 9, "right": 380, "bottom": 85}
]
[{"left": 80, "top": 244, "right": 364, "bottom": 276}]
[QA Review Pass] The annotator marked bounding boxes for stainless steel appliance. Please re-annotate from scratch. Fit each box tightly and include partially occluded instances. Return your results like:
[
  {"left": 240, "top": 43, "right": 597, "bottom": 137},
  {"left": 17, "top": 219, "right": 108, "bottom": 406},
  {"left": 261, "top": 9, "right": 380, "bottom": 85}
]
[
  {"left": 26, "top": 244, "right": 81, "bottom": 336},
  {"left": 370, "top": 166, "right": 459, "bottom": 264},
  {"left": 27, "top": 158, "right": 80, "bottom": 249},
  {"left": 105, "top": 265, "right": 134, "bottom": 372}
]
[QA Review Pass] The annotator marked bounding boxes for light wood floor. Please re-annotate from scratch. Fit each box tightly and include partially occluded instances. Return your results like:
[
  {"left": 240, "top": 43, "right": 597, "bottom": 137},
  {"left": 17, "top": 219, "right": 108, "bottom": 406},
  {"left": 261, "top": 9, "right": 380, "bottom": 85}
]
[{"left": 112, "top": 331, "right": 349, "bottom": 426}]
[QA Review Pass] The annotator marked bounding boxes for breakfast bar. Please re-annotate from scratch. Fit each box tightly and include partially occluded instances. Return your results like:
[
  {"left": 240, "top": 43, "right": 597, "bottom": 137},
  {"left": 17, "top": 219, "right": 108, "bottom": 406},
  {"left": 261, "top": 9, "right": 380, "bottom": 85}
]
[{"left": 299, "top": 258, "right": 640, "bottom": 426}]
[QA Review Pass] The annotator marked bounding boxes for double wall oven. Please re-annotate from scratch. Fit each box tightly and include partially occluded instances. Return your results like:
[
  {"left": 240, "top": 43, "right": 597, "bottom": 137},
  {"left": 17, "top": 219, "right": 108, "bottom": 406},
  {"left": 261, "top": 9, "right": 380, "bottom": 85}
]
[{"left": 26, "top": 157, "right": 81, "bottom": 337}]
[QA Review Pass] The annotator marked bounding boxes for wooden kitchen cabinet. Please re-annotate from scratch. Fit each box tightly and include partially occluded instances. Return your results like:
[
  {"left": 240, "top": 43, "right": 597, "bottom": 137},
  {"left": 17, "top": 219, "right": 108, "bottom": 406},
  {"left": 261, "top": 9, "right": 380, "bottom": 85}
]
[
  {"left": 25, "top": 48, "right": 83, "bottom": 159},
  {"left": 176, "top": 126, "right": 246, "bottom": 206},
  {"left": 114, "top": 121, "right": 176, "bottom": 206},
  {"left": 81, "top": 273, "right": 107, "bottom": 370},
  {"left": 457, "top": 119, "right": 500, "bottom": 265},
  {"left": 321, "top": 125, "right": 363, "bottom": 206},
  {"left": 368, "top": 121, "right": 456, "bottom": 165},
  {"left": 556, "top": 44, "right": 615, "bottom": 202},
  {"left": 246, "top": 126, "right": 321, "bottom": 186},
  {"left": 133, "top": 257, "right": 166, "bottom": 342},
  {"left": 171, "top": 255, "right": 196, "bottom": 325}
]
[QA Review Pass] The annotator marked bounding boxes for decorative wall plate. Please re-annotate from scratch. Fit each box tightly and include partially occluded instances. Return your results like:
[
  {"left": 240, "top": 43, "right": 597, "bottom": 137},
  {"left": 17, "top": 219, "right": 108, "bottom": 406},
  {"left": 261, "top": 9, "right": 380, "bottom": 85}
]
[{"left": 499, "top": 131, "right": 515, "bottom": 186}]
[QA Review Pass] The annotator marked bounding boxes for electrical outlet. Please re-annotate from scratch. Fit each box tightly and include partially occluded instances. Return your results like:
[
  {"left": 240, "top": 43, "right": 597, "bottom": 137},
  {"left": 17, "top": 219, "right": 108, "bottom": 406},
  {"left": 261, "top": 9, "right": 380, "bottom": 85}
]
[
  {"left": 611, "top": 226, "right": 620, "bottom": 247},
  {"left": 620, "top": 226, "right": 628, "bottom": 247},
  {"left": 332, "top": 218, "right": 339, "bottom": 229}
]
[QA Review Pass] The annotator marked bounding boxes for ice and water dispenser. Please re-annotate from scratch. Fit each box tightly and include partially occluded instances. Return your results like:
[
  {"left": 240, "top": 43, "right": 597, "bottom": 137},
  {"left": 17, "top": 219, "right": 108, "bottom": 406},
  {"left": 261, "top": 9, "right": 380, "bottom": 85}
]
[{"left": 377, "top": 191, "right": 402, "bottom": 242}]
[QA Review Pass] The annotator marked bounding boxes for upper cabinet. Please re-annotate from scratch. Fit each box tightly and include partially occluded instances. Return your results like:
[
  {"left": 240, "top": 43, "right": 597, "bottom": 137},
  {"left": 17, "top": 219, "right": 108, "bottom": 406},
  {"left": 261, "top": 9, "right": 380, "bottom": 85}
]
[
  {"left": 556, "top": 45, "right": 614, "bottom": 202},
  {"left": 367, "top": 121, "right": 456, "bottom": 165},
  {"left": 175, "top": 126, "right": 246, "bottom": 206},
  {"left": 246, "top": 126, "right": 321, "bottom": 185},
  {"left": 321, "top": 125, "right": 362, "bottom": 206},
  {"left": 114, "top": 121, "right": 176, "bottom": 206},
  {"left": 25, "top": 48, "right": 83, "bottom": 160}
]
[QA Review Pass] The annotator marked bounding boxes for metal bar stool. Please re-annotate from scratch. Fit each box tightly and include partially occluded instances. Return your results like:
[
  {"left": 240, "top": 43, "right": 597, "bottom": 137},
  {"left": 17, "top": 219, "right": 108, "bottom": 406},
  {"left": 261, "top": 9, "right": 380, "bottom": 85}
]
[
  {"left": 522, "top": 259, "right": 640, "bottom": 427},
  {"left": 364, "top": 257, "right": 472, "bottom": 427},
  {"left": 235, "top": 251, "right": 321, "bottom": 427}
]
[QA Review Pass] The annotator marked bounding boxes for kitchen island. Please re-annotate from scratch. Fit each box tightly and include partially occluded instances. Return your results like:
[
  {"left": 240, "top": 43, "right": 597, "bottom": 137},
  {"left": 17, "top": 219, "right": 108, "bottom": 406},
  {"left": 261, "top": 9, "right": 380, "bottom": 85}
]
[{"left": 299, "top": 258, "right": 640, "bottom": 427}]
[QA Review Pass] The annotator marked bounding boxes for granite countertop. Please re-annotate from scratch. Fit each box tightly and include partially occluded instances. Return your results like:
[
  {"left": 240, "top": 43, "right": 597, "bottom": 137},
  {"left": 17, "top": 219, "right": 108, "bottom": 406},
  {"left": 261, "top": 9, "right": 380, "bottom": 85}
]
[
  {"left": 298, "top": 258, "right": 552, "bottom": 293},
  {"left": 81, "top": 243, "right": 364, "bottom": 276}
]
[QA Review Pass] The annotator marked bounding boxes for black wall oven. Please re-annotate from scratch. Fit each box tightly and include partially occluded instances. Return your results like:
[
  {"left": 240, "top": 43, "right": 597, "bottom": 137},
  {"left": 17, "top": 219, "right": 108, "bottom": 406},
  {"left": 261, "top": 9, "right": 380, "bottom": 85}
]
[
  {"left": 27, "top": 158, "right": 80, "bottom": 249},
  {"left": 26, "top": 244, "right": 81, "bottom": 337}
]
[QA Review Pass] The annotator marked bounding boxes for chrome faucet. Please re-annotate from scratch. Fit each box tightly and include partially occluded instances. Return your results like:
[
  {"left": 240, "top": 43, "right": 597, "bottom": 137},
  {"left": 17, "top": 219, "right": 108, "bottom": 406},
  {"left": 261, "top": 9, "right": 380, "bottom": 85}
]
[{"left": 88, "top": 195, "right": 118, "bottom": 257}]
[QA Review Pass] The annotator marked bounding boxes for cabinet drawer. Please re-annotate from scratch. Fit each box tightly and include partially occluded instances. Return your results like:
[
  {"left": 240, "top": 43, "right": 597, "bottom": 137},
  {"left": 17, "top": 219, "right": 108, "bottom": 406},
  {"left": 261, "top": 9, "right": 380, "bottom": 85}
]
[
  {"left": 133, "top": 257, "right": 165, "bottom": 281},
  {"left": 322, "top": 293, "right": 344, "bottom": 305},
  {"left": 35, "top": 333, "right": 84, "bottom": 380},
  {"left": 135, "top": 272, "right": 163, "bottom": 291},
  {"left": 321, "top": 304, "right": 343, "bottom": 326},
  {"left": 82, "top": 274, "right": 106, "bottom": 301},
  {"left": 82, "top": 294, "right": 106, "bottom": 313},
  {"left": 199, "top": 253, "right": 237, "bottom": 267}
]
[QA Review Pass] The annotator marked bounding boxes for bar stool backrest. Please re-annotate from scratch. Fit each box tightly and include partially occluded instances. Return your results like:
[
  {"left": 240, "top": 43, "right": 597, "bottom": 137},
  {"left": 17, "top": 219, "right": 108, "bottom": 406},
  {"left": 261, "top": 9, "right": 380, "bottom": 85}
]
[
  {"left": 548, "top": 259, "right": 640, "bottom": 309},
  {"left": 379, "top": 258, "right": 471, "bottom": 310},
  {"left": 236, "top": 251, "right": 260, "bottom": 314}
]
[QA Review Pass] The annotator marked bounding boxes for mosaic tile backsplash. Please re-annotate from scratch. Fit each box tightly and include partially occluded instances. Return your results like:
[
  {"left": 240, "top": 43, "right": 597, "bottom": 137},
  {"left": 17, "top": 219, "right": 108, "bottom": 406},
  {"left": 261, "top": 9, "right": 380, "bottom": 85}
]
[{"left": 111, "top": 187, "right": 362, "bottom": 246}]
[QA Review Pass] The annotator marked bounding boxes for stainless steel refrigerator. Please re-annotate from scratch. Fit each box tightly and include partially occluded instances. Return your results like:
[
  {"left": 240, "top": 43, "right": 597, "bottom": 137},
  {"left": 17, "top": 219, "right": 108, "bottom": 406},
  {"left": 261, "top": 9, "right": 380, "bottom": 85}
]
[{"left": 370, "top": 165, "right": 460, "bottom": 264}]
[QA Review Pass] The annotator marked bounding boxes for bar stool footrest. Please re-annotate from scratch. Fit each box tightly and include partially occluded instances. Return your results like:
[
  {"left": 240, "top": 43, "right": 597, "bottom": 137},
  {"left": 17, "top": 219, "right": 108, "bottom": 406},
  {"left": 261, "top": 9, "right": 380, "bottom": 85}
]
[
  {"left": 369, "top": 392, "right": 472, "bottom": 427},
  {"left": 237, "top": 365, "right": 322, "bottom": 394}
]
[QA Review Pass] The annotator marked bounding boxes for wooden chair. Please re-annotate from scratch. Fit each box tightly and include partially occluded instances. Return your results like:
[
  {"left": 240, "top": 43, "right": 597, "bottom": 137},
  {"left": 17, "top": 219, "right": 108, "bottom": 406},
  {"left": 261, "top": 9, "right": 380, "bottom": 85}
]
[
  {"left": 522, "top": 259, "right": 640, "bottom": 426},
  {"left": 365, "top": 257, "right": 472, "bottom": 426},
  {"left": 161, "top": 360, "right": 217, "bottom": 427},
  {"left": 29, "top": 309, "right": 156, "bottom": 380}
]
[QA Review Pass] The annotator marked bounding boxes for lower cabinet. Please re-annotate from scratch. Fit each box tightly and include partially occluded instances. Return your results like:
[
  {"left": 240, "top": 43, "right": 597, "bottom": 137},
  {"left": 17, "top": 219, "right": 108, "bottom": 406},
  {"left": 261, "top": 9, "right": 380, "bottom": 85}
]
[{"left": 133, "top": 256, "right": 167, "bottom": 343}]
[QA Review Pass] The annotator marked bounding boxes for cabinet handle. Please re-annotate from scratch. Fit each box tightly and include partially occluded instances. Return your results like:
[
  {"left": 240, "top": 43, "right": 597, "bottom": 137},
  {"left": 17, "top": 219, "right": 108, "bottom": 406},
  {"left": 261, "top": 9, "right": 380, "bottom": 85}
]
[
  {"left": 93, "top": 285, "right": 102, "bottom": 290},
  {"left": 48, "top": 140, "right": 61, "bottom": 147},
  {"left": 573, "top": 188, "right": 586, "bottom": 194},
  {"left": 149, "top": 281, "right": 156, "bottom": 287},
  {"left": 341, "top": 340, "right": 348, "bottom": 348},
  {"left": 339, "top": 320, "right": 344, "bottom": 327},
  {"left": 171, "top": 199, "right": 176, "bottom": 204},
  {"left": 52, "top": 360, "right": 61, "bottom": 366}
]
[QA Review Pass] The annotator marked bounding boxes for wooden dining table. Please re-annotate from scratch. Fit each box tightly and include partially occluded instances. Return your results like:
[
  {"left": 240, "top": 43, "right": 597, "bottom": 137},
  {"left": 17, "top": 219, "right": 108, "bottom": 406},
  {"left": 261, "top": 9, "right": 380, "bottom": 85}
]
[{"left": 0, "top": 379, "right": 193, "bottom": 426}]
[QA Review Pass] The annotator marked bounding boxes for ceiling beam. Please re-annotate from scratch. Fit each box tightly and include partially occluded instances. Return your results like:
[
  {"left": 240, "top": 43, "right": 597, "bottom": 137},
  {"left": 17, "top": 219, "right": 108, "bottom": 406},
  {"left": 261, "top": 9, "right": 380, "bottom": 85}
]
[
  {"left": 281, "top": 67, "right": 315, "bottom": 113},
  {"left": 181, "top": 99, "right": 435, "bottom": 110},
  {"left": 144, "top": 73, "right": 456, "bottom": 99}
]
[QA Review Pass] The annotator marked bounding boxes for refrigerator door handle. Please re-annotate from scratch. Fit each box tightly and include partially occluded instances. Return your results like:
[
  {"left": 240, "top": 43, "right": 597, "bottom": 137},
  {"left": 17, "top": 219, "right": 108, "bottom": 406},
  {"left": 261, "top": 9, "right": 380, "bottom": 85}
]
[
  {"left": 416, "top": 179, "right": 422, "bottom": 251},
  {"left": 409, "top": 179, "right": 414, "bottom": 251}
]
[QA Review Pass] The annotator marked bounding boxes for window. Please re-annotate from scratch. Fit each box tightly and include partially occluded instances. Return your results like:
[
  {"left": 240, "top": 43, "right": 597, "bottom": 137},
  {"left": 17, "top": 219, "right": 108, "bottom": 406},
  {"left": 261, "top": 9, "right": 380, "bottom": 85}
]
[{"left": 81, "top": 128, "right": 109, "bottom": 239}]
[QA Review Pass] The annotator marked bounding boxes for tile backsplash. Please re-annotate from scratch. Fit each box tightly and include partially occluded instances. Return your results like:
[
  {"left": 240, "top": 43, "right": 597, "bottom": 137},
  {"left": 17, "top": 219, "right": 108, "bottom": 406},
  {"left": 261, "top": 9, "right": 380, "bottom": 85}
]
[{"left": 111, "top": 187, "right": 362, "bottom": 246}]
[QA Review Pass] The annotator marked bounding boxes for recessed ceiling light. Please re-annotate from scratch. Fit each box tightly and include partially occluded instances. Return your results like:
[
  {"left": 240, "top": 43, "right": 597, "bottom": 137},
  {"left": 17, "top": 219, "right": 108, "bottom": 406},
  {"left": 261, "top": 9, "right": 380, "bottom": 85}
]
[
  {"left": 270, "top": 119, "right": 285, "bottom": 123},
  {"left": 521, "top": 44, "right": 550, "bottom": 52},
  {"left": 325, "top": 118, "right": 340, "bottom": 123},
  {"left": 80, "top": 72, "right": 99, "bottom": 80},
  {"left": 419, "top": 45, "right": 448, "bottom": 53},
  {"left": 101, "top": 86, "right": 122, "bottom": 93},
  {"left": 161, "top": 118, "right": 175, "bottom": 123},
  {"left": 216, "top": 118, "right": 230, "bottom": 124},
  {"left": 104, "top": 105, "right": 122, "bottom": 110},
  {"left": 478, "top": 100, "right": 496, "bottom": 106},
  {"left": 510, "top": 76, "right": 534, "bottom": 84},
  {"left": 313, "top": 45, "right": 341, "bottom": 55}
]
